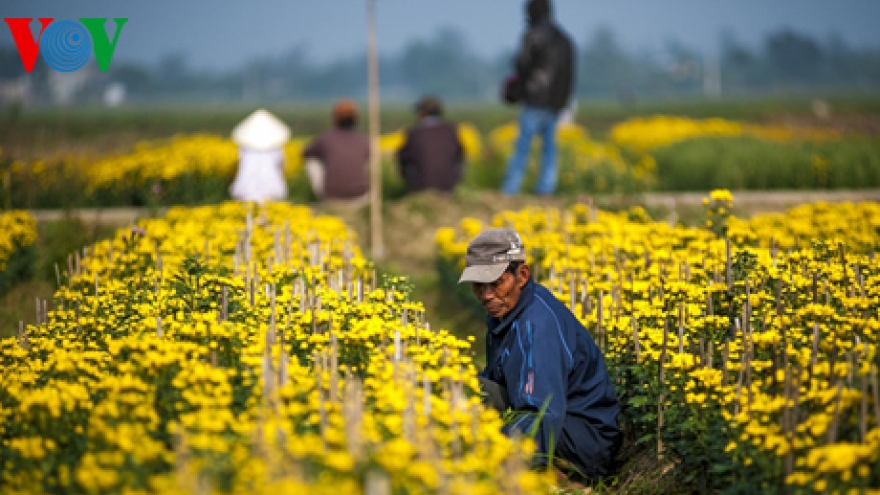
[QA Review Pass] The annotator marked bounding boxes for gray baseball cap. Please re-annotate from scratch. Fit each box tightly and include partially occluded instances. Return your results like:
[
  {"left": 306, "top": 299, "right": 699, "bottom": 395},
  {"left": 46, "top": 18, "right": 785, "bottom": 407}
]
[{"left": 458, "top": 228, "right": 527, "bottom": 284}]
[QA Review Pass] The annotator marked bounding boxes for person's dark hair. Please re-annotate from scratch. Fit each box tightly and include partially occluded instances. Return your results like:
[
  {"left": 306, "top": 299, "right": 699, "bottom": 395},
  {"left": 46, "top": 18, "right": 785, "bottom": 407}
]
[
  {"left": 332, "top": 99, "right": 358, "bottom": 129},
  {"left": 336, "top": 115, "right": 357, "bottom": 129},
  {"left": 415, "top": 95, "right": 443, "bottom": 117},
  {"left": 506, "top": 261, "right": 524, "bottom": 275},
  {"left": 527, "top": 0, "right": 551, "bottom": 23}
]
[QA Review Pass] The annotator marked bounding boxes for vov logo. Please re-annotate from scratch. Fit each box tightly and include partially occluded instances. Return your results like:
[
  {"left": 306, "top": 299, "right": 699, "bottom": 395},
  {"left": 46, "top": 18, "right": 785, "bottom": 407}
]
[{"left": 4, "top": 18, "right": 128, "bottom": 73}]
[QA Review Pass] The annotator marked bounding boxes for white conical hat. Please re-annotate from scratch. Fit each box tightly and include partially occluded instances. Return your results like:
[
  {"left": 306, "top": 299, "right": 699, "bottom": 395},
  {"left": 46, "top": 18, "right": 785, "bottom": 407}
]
[{"left": 232, "top": 109, "right": 290, "bottom": 151}]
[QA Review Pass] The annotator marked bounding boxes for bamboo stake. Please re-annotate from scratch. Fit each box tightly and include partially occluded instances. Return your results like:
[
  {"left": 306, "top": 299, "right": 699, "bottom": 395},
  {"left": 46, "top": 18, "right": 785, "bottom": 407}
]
[
  {"left": 698, "top": 336, "right": 706, "bottom": 368},
  {"left": 811, "top": 273, "right": 818, "bottom": 303},
  {"left": 221, "top": 285, "right": 228, "bottom": 322},
  {"left": 364, "top": 470, "right": 391, "bottom": 495},
  {"left": 860, "top": 349, "right": 868, "bottom": 442},
  {"left": 809, "top": 323, "right": 820, "bottom": 381},
  {"left": 707, "top": 290, "right": 714, "bottom": 317},
  {"left": 279, "top": 344, "right": 289, "bottom": 387},
  {"left": 722, "top": 339, "right": 730, "bottom": 387},
  {"left": 423, "top": 374, "right": 432, "bottom": 417},
  {"left": 658, "top": 318, "right": 669, "bottom": 460},
  {"left": 734, "top": 339, "right": 746, "bottom": 417},
  {"left": 311, "top": 295, "right": 319, "bottom": 335},
  {"left": 827, "top": 380, "right": 843, "bottom": 444},
  {"left": 784, "top": 367, "right": 794, "bottom": 477},
  {"left": 872, "top": 365, "right": 880, "bottom": 428},
  {"left": 18, "top": 320, "right": 27, "bottom": 349},
  {"left": 596, "top": 289, "right": 604, "bottom": 351},
  {"left": 744, "top": 321, "right": 754, "bottom": 411},
  {"left": 580, "top": 279, "right": 588, "bottom": 320},
  {"left": 343, "top": 371, "right": 364, "bottom": 462},
  {"left": 677, "top": 302, "right": 685, "bottom": 355},
  {"left": 707, "top": 340, "right": 713, "bottom": 370},
  {"left": 613, "top": 287, "right": 621, "bottom": 322},
  {"left": 366, "top": 0, "right": 384, "bottom": 260},
  {"left": 856, "top": 264, "right": 865, "bottom": 297},
  {"left": 316, "top": 354, "right": 328, "bottom": 454},
  {"left": 284, "top": 221, "right": 291, "bottom": 265},
  {"left": 269, "top": 284, "right": 277, "bottom": 345},
  {"left": 330, "top": 331, "right": 339, "bottom": 402},
  {"left": 725, "top": 237, "right": 732, "bottom": 290}
]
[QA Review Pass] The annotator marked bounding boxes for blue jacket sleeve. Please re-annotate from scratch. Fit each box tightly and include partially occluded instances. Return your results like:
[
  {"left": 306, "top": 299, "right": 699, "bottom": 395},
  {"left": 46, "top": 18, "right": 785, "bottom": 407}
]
[{"left": 501, "top": 318, "right": 573, "bottom": 463}]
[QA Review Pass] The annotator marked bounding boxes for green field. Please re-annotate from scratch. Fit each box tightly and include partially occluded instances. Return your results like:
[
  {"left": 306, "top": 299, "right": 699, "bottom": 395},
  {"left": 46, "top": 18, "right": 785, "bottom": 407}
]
[{"left": 4, "top": 92, "right": 880, "bottom": 150}]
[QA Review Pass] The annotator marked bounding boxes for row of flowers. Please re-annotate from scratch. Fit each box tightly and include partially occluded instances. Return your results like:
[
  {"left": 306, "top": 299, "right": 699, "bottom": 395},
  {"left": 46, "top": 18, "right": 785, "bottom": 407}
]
[
  {"left": 435, "top": 192, "right": 879, "bottom": 494},
  {"left": 1, "top": 116, "right": 846, "bottom": 209},
  {"left": 0, "top": 210, "right": 37, "bottom": 295},
  {"left": 1, "top": 202, "right": 547, "bottom": 494},
  {"left": 610, "top": 115, "right": 841, "bottom": 152}
]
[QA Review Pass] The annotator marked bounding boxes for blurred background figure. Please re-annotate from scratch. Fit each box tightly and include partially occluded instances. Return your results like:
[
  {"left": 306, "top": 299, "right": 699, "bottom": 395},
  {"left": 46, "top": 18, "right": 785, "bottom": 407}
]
[
  {"left": 501, "top": 0, "right": 575, "bottom": 196},
  {"left": 229, "top": 108, "right": 290, "bottom": 202},
  {"left": 302, "top": 99, "right": 370, "bottom": 206},
  {"left": 396, "top": 94, "right": 464, "bottom": 194}
]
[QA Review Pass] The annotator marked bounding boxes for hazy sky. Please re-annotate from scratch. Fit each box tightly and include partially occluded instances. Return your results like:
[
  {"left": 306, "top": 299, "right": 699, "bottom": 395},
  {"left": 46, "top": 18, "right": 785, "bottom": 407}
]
[{"left": 3, "top": 1, "right": 880, "bottom": 71}]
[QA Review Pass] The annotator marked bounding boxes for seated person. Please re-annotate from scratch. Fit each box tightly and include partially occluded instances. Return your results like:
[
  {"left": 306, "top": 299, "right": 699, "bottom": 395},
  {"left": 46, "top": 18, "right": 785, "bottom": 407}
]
[
  {"left": 459, "top": 227, "right": 622, "bottom": 484},
  {"left": 302, "top": 99, "right": 370, "bottom": 204},
  {"left": 229, "top": 109, "right": 290, "bottom": 203},
  {"left": 396, "top": 95, "right": 464, "bottom": 193}
]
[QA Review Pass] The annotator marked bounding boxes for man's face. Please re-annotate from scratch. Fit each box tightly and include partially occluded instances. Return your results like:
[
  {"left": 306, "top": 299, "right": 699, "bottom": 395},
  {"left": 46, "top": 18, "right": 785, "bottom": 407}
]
[{"left": 471, "top": 264, "right": 530, "bottom": 319}]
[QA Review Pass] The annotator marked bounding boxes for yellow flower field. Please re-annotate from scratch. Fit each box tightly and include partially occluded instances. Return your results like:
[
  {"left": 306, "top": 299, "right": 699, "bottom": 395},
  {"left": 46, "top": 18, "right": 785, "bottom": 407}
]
[
  {"left": 436, "top": 193, "right": 880, "bottom": 493},
  {"left": 610, "top": 115, "right": 841, "bottom": 152},
  {"left": 3, "top": 115, "right": 859, "bottom": 210},
  {"left": 1, "top": 202, "right": 546, "bottom": 494},
  {"left": 0, "top": 211, "right": 37, "bottom": 273}
]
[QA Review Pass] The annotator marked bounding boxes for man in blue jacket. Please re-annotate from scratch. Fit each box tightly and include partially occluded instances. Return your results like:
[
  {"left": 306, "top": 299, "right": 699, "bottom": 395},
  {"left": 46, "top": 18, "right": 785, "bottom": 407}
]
[{"left": 458, "top": 227, "right": 621, "bottom": 482}]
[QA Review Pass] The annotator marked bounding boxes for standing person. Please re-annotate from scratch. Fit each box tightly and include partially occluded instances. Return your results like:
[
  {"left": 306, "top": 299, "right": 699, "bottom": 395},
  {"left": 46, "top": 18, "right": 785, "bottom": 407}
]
[
  {"left": 229, "top": 109, "right": 290, "bottom": 203},
  {"left": 302, "top": 99, "right": 370, "bottom": 205},
  {"left": 396, "top": 95, "right": 464, "bottom": 193},
  {"left": 458, "top": 227, "right": 620, "bottom": 483},
  {"left": 501, "top": 0, "right": 575, "bottom": 196}
]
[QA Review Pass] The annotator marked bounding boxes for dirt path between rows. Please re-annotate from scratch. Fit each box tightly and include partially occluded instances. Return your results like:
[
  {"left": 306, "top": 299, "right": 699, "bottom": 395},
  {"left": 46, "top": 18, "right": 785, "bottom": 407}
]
[
  {"left": 31, "top": 189, "right": 880, "bottom": 223},
  {"left": 29, "top": 189, "right": 880, "bottom": 275}
]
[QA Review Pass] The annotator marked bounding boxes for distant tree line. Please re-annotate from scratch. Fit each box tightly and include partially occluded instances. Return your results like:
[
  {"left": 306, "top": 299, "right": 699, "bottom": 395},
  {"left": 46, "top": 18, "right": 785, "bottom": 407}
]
[{"left": 1, "top": 25, "right": 879, "bottom": 105}]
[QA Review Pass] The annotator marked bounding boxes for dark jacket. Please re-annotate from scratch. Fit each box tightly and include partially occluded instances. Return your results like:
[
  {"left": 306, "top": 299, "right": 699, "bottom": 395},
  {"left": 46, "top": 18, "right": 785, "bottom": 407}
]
[
  {"left": 302, "top": 128, "right": 370, "bottom": 199},
  {"left": 481, "top": 278, "right": 620, "bottom": 478},
  {"left": 514, "top": 18, "right": 575, "bottom": 112},
  {"left": 396, "top": 119, "right": 463, "bottom": 193}
]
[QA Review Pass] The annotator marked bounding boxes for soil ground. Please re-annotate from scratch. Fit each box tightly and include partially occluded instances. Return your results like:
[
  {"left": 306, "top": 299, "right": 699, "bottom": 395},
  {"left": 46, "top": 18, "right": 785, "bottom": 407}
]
[{"left": 29, "top": 188, "right": 880, "bottom": 275}]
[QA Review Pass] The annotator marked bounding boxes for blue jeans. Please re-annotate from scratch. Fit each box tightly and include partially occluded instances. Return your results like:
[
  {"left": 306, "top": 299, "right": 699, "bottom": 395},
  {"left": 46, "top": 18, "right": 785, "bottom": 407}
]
[{"left": 502, "top": 106, "right": 561, "bottom": 195}]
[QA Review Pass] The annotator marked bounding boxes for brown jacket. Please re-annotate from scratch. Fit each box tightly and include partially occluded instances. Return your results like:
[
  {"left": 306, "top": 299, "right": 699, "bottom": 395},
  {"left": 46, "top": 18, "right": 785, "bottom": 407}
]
[
  {"left": 396, "top": 120, "right": 464, "bottom": 193},
  {"left": 303, "top": 128, "right": 370, "bottom": 199}
]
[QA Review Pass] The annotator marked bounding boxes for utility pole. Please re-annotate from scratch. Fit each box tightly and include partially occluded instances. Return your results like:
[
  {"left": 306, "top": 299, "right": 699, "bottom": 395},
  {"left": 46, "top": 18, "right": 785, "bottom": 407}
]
[{"left": 366, "top": 0, "right": 385, "bottom": 260}]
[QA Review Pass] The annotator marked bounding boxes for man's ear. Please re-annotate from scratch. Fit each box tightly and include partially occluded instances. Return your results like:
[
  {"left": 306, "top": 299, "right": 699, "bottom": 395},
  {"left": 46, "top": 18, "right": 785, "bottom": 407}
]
[{"left": 517, "top": 264, "right": 531, "bottom": 288}]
